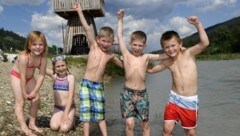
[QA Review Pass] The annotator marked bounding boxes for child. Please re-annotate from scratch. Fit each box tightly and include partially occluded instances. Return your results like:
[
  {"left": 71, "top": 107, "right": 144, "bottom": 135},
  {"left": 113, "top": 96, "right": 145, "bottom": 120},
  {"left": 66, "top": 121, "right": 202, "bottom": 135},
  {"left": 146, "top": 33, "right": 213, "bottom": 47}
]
[
  {"left": 10, "top": 31, "right": 48, "bottom": 136},
  {"left": 46, "top": 55, "right": 76, "bottom": 133},
  {"left": 117, "top": 9, "right": 169, "bottom": 136},
  {"left": 148, "top": 16, "right": 209, "bottom": 136},
  {"left": 73, "top": 3, "right": 123, "bottom": 136}
]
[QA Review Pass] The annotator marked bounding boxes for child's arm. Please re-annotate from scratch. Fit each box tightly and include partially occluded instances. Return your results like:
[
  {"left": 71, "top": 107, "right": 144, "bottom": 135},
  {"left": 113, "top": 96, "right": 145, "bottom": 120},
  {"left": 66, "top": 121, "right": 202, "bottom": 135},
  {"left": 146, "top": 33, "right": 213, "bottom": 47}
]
[
  {"left": 117, "top": 9, "right": 129, "bottom": 56},
  {"left": 147, "top": 61, "right": 167, "bottom": 74},
  {"left": 18, "top": 54, "right": 29, "bottom": 99},
  {"left": 187, "top": 16, "right": 209, "bottom": 56},
  {"left": 147, "top": 53, "right": 169, "bottom": 61},
  {"left": 28, "top": 57, "right": 47, "bottom": 99},
  {"left": 111, "top": 54, "right": 123, "bottom": 68},
  {"left": 45, "top": 67, "right": 54, "bottom": 79},
  {"left": 62, "top": 75, "right": 75, "bottom": 123},
  {"left": 73, "top": 3, "right": 97, "bottom": 48}
]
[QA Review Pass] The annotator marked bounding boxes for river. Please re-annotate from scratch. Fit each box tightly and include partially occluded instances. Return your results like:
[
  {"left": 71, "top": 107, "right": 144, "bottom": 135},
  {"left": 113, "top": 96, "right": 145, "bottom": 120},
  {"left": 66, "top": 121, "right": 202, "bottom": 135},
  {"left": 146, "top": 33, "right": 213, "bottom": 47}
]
[{"left": 91, "top": 59, "right": 240, "bottom": 136}]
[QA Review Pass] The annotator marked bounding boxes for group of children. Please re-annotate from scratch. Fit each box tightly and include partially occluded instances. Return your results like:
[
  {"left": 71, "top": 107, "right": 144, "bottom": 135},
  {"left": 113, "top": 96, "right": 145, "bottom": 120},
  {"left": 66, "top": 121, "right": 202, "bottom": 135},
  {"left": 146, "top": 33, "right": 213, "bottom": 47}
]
[{"left": 10, "top": 2, "right": 209, "bottom": 136}]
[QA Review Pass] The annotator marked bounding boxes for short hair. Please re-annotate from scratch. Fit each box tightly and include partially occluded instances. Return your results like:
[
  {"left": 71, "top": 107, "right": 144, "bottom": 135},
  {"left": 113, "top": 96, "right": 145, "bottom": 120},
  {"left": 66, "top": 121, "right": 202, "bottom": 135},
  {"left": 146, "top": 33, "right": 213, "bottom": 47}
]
[
  {"left": 160, "top": 30, "right": 182, "bottom": 47},
  {"left": 130, "top": 30, "right": 147, "bottom": 44},
  {"left": 98, "top": 26, "right": 114, "bottom": 40}
]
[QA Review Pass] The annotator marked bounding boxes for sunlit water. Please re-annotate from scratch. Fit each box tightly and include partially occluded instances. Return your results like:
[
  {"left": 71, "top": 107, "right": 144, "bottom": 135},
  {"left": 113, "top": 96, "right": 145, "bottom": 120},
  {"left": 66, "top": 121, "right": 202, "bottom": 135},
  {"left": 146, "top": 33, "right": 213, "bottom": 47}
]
[{"left": 90, "top": 59, "right": 240, "bottom": 136}]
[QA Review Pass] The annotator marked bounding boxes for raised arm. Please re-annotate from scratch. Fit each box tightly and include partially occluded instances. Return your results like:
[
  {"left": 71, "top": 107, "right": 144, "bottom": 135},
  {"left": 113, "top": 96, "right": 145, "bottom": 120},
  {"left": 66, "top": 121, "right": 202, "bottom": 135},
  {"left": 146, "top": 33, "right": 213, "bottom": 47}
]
[
  {"left": 73, "top": 3, "right": 97, "bottom": 48},
  {"left": 117, "top": 9, "right": 129, "bottom": 55},
  {"left": 188, "top": 16, "right": 209, "bottom": 56}
]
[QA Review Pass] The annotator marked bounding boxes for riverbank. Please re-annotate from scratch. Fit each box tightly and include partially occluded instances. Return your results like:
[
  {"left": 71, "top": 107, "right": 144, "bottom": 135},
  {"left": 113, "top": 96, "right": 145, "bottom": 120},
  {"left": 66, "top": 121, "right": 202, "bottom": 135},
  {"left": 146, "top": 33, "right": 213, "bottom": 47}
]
[{"left": 0, "top": 60, "right": 106, "bottom": 136}]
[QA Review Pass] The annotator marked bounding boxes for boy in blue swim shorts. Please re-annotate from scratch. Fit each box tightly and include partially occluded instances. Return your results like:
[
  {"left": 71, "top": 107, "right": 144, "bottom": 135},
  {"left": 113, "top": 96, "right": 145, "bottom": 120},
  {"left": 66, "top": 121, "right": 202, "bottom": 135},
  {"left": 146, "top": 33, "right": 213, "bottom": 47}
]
[{"left": 74, "top": 3, "right": 123, "bottom": 136}]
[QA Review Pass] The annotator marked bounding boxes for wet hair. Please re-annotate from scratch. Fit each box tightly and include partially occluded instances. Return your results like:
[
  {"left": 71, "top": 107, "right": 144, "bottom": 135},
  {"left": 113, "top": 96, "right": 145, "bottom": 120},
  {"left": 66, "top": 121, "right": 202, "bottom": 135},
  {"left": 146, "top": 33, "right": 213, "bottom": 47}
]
[
  {"left": 160, "top": 30, "right": 182, "bottom": 48},
  {"left": 24, "top": 31, "right": 48, "bottom": 56},
  {"left": 98, "top": 26, "right": 114, "bottom": 40},
  {"left": 51, "top": 55, "right": 70, "bottom": 75},
  {"left": 130, "top": 30, "right": 147, "bottom": 44}
]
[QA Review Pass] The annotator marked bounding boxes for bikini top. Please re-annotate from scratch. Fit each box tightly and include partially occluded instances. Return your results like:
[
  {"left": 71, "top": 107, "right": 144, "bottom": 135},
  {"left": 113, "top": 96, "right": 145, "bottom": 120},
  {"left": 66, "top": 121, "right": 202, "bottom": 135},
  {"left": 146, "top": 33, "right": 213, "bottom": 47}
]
[
  {"left": 53, "top": 76, "right": 69, "bottom": 91},
  {"left": 27, "top": 54, "right": 42, "bottom": 69}
]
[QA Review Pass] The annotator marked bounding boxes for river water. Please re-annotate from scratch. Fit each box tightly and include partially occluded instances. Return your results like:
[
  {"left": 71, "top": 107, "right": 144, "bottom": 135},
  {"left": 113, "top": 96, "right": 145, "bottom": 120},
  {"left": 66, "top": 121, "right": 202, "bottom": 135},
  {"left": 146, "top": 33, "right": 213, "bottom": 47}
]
[{"left": 91, "top": 59, "right": 240, "bottom": 136}]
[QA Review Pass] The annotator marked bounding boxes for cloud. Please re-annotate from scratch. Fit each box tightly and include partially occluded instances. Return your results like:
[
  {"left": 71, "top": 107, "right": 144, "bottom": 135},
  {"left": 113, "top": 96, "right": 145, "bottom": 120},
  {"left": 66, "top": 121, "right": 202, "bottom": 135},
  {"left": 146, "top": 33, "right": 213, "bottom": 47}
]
[
  {"left": 0, "top": 4, "right": 3, "bottom": 14},
  {"left": 31, "top": 9, "right": 67, "bottom": 47},
  {"left": 0, "top": 0, "right": 45, "bottom": 5}
]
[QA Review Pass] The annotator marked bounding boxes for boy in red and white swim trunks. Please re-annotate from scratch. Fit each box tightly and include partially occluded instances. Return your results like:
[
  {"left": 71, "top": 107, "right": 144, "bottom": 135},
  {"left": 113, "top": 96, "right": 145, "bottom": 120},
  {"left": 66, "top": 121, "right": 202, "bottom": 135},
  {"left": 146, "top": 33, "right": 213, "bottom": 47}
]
[{"left": 148, "top": 16, "right": 209, "bottom": 135}]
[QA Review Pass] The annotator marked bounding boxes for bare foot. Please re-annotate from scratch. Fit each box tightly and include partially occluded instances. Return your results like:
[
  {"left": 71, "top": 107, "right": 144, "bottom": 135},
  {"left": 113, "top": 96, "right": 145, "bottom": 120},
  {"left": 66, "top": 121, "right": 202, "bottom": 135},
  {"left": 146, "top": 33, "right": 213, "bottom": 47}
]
[
  {"left": 29, "top": 124, "right": 43, "bottom": 133},
  {"left": 21, "top": 127, "right": 36, "bottom": 136}
]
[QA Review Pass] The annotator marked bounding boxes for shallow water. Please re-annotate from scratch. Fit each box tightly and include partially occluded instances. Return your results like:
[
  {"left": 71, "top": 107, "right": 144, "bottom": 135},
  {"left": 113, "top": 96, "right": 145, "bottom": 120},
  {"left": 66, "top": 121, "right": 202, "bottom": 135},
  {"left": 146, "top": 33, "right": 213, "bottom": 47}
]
[{"left": 92, "top": 59, "right": 240, "bottom": 136}]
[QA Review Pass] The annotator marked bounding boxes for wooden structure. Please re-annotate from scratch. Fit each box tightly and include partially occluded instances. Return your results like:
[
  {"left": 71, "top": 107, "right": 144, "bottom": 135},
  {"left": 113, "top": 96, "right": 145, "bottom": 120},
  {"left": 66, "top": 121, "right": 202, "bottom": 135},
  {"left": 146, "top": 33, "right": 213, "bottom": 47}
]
[{"left": 52, "top": 0, "right": 105, "bottom": 54}]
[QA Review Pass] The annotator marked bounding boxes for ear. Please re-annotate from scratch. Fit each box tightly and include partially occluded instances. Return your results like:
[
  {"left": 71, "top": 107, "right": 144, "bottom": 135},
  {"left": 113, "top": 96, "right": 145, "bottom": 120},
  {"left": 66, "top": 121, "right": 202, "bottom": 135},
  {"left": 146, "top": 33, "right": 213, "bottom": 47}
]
[{"left": 143, "top": 44, "right": 147, "bottom": 49}]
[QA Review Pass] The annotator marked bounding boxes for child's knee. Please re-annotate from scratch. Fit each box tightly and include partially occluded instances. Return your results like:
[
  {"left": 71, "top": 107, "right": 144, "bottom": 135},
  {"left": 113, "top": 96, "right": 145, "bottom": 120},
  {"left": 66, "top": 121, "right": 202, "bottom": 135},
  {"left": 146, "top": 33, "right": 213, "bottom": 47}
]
[
  {"left": 140, "top": 122, "right": 149, "bottom": 130},
  {"left": 50, "top": 123, "right": 60, "bottom": 131},
  {"left": 126, "top": 121, "right": 134, "bottom": 130}
]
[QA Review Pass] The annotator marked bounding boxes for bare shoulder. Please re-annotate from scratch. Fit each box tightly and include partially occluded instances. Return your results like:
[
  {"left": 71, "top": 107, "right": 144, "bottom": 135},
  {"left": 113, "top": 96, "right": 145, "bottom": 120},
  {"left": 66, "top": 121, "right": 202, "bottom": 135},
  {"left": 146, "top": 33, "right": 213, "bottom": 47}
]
[{"left": 67, "top": 74, "right": 75, "bottom": 81}]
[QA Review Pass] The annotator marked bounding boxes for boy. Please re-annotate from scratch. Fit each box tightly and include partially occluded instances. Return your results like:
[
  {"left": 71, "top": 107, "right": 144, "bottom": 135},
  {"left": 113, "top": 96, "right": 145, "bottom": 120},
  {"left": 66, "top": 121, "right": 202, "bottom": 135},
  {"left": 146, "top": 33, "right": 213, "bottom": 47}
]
[
  {"left": 73, "top": 3, "right": 123, "bottom": 136},
  {"left": 117, "top": 9, "right": 169, "bottom": 136},
  {"left": 148, "top": 16, "right": 209, "bottom": 136}
]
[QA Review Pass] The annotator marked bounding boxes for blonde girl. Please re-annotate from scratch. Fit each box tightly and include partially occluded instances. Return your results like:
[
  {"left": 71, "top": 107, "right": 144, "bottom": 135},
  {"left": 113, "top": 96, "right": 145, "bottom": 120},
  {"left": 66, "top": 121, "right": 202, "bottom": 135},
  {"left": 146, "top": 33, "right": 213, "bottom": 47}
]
[
  {"left": 46, "top": 55, "right": 76, "bottom": 132},
  {"left": 10, "top": 31, "right": 48, "bottom": 136}
]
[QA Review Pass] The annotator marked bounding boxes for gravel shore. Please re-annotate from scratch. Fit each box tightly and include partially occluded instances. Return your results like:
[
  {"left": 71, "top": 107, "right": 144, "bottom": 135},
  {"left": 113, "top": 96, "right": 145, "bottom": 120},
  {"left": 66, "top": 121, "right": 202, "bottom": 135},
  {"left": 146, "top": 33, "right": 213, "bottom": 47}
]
[{"left": 0, "top": 60, "right": 102, "bottom": 136}]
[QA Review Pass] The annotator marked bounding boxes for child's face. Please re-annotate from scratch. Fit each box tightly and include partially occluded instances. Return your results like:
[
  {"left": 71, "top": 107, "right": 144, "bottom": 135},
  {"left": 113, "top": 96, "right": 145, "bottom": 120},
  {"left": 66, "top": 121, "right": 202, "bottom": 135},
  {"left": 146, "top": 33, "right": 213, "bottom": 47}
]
[
  {"left": 29, "top": 39, "right": 45, "bottom": 56},
  {"left": 97, "top": 37, "right": 114, "bottom": 52},
  {"left": 130, "top": 40, "right": 146, "bottom": 56},
  {"left": 54, "top": 60, "right": 67, "bottom": 76},
  {"left": 162, "top": 37, "right": 182, "bottom": 58}
]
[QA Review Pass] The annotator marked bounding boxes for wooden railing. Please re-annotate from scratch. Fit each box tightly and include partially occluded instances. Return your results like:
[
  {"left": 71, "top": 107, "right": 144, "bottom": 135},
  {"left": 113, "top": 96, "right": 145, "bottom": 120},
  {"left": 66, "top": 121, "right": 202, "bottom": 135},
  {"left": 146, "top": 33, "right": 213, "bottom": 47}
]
[{"left": 52, "top": 0, "right": 104, "bottom": 13}]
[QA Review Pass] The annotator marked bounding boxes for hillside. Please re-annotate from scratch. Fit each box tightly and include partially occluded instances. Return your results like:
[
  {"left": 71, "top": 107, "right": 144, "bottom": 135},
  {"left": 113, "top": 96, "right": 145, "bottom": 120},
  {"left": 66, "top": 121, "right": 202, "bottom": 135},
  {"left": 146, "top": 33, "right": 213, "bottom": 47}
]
[
  {"left": 0, "top": 28, "right": 26, "bottom": 52},
  {"left": 151, "top": 16, "right": 240, "bottom": 55}
]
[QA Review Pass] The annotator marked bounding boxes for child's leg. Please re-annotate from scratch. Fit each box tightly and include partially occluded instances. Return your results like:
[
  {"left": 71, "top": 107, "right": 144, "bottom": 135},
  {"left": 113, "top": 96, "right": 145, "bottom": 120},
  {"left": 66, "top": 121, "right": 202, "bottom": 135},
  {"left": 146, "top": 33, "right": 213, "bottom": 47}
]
[
  {"left": 184, "top": 128, "right": 196, "bottom": 136},
  {"left": 140, "top": 121, "right": 150, "bottom": 136},
  {"left": 99, "top": 120, "right": 107, "bottom": 136},
  {"left": 83, "top": 122, "right": 90, "bottom": 136},
  {"left": 27, "top": 79, "right": 43, "bottom": 133},
  {"left": 11, "top": 76, "right": 36, "bottom": 136},
  {"left": 162, "top": 121, "right": 175, "bottom": 136},
  {"left": 125, "top": 117, "right": 135, "bottom": 136},
  {"left": 59, "top": 108, "right": 76, "bottom": 133},
  {"left": 50, "top": 108, "right": 62, "bottom": 131}
]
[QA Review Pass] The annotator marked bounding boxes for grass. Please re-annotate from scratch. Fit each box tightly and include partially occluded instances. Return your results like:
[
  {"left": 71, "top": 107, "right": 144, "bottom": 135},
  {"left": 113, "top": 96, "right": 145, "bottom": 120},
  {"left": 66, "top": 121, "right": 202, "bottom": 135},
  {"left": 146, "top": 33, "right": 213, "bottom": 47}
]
[{"left": 196, "top": 53, "right": 240, "bottom": 60}]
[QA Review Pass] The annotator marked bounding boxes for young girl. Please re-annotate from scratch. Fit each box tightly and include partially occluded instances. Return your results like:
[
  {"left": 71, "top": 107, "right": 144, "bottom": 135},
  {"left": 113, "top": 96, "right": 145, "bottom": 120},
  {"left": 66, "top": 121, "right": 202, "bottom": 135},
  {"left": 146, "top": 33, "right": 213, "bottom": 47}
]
[
  {"left": 10, "top": 31, "right": 48, "bottom": 136},
  {"left": 46, "top": 55, "right": 76, "bottom": 133}
]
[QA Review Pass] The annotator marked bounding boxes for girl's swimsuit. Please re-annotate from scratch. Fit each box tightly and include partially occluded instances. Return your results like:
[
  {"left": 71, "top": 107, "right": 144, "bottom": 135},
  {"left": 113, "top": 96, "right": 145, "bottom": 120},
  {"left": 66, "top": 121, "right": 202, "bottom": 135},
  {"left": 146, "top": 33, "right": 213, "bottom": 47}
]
[
  {"left": 53, "top": 75, "right": 75, "bottom": 111},
  {"left": 10, "top": 54, "right": 42, "bottom": 83}
]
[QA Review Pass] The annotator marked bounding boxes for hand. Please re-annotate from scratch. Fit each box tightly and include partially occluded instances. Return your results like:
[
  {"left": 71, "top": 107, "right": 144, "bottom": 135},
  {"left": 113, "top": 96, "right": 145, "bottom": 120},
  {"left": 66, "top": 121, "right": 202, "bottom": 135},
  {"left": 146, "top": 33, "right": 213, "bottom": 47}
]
[
  {"left": 117, "top": 9, "right": 125, "bottom": 19},
  {"left": 28, "top": 91, "right": 37, "bottom": 100},
  {"left": 62, "top": 114, "right": 71, "bottom": 125},
  {"left": 188, "top": 16, "right": 200, "bottom": 25},
  {"left": 73, "top": 3, "right": 81, "bottom": 12},
  {"left": 23, "top": 92, "right": 29, "bottom": 100}
]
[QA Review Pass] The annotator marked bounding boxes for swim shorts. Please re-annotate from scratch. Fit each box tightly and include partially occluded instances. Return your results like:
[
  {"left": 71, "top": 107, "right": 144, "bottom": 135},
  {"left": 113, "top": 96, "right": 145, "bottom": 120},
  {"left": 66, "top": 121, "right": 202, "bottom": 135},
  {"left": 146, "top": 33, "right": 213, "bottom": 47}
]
[
  {"left": 79, "top": 79, "right": 105, "bottom": 122},
  {"left": 120, "top": 86, "right": 149, "bottom": 122},
  {"left": 164, "top": 90, "right": 199, "bottom": 129}
]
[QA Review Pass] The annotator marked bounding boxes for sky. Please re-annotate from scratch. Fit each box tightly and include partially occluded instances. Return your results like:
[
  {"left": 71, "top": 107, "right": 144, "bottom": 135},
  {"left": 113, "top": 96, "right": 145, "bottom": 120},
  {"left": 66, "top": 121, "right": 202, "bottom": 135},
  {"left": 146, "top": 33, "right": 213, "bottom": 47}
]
[{"left": 0, "top": 0, "right": 240, "bottom": 52}]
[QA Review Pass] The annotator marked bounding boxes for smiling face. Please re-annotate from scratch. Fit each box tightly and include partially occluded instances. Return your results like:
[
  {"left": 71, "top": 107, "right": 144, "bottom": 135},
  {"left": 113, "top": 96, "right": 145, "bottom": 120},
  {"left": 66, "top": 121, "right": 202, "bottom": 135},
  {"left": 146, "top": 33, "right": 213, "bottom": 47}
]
[
  {"left": 28, "top": 39, "right": 45, "bottom": 56},
  {"left": 130, "top": 40, "right": 146, "bottom": 56},
  {"left": 54, "top": 60, "right": 68, "bottom": 77},
  {"left": 97, "top": 37, "right": 114, "bottom": 52},
  {"left": 162, "top": 37, "right": 182, "bottom": 58}
]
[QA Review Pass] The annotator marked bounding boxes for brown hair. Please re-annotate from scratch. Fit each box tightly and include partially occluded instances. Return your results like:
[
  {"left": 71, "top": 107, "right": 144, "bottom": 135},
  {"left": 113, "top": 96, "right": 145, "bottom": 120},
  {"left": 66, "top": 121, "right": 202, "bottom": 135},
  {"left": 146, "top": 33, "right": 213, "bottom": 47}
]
[
  {"left": 23, "top": 31, "right": 48, "bottom": 56},
  {"left": 130, "top": 30, "right": 147, "bottom": 44},
  {"left": 160, "top": 30, "right": 182, "bottom": 48}
]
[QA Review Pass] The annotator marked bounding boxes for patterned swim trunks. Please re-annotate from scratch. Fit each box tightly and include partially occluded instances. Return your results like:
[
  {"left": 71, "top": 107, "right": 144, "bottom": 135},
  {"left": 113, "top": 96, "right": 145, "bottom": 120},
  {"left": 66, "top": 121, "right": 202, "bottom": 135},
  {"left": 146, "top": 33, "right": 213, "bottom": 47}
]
[
  {"left": 79, "top": 79, "right": 105, "bottom": 122},
  {"left": 120, "top": 86, "right": 149, "bottom": 122}
]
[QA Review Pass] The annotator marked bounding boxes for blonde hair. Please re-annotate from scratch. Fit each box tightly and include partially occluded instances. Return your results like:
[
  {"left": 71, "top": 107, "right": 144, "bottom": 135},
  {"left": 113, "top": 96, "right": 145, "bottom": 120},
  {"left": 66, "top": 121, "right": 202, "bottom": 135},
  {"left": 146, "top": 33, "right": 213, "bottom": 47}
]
[
  {"left": 23, "top": 31, "right": 48, "bottom": 56},
  {"left": 98, "top": 26, "right": 114, "bottom": 40},
  {"left": 130, "top": 31, "right": 147, "bottom": 44}
]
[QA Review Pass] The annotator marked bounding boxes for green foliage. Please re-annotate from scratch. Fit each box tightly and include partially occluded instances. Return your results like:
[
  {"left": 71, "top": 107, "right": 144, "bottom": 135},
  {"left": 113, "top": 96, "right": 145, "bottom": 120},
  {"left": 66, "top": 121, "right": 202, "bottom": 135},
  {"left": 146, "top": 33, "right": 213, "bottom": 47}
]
[
  {"left": 105, "top": 61, "right": 124, "bottom": 76},
  {"left": 66, "top": 56, "right": 87, "bottom": 67}
]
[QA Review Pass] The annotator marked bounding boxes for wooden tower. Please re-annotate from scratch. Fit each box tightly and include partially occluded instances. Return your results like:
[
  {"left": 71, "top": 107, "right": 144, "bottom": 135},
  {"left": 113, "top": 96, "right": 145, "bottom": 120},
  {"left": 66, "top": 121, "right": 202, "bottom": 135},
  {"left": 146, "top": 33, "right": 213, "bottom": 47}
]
[{"left": 52, "top": 0, "right": 105, "bottom": 55}]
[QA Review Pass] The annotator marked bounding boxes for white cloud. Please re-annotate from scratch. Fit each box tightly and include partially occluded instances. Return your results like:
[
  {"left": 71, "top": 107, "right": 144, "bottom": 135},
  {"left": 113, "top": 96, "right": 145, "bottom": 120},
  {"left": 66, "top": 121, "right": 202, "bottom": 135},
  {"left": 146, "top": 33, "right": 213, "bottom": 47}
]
[
  {"left": 31, "top": 9, "right": 67, "bottom": 47},
  {"left": 0, "top": 4, "right": 3, "bottom": 14},
  {"left": 0, "top": 0, "right": 45, "bottom": 5}
]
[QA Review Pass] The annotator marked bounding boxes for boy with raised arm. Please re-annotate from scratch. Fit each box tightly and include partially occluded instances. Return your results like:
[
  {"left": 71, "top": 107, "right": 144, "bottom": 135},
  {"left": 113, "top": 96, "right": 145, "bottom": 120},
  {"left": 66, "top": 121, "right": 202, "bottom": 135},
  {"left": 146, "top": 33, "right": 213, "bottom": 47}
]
[
  {"left": 73, "top": 3, "right": 123, "bottom": 136},
  {"left": 117, "top": 9, "right": 169, "bottom": 136},
  {"left": 148, "top": 16, "right": 209, "bottom": 136}
]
